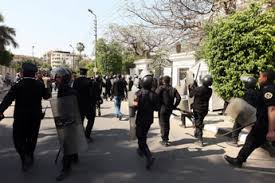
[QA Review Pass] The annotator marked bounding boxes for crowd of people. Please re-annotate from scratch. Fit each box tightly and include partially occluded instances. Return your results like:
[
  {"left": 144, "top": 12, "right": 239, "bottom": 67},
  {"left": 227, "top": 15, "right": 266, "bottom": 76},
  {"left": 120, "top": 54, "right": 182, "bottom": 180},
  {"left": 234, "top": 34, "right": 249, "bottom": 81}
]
[{"left": 0, "top": 63, "right": 275, "bottom": 181}]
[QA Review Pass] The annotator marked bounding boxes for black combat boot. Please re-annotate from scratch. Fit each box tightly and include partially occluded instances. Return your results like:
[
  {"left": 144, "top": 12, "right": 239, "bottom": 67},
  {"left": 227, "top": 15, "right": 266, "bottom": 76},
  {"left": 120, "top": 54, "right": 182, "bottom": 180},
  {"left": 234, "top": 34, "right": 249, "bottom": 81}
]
[
  {"left": 180, "top": 114, "right": 186, "bottom": 128},
  {"left": 136, "top": 148, "right": 144, "bottom": 157},
  {"left": 224, "top": 155, "right": 243, "bottom": 168},
  {"left": 21, "top": 154, "right": 32, "bottom": 172},
  {"left": 144, "top": 147, "right": 155, "bottom": 170}
]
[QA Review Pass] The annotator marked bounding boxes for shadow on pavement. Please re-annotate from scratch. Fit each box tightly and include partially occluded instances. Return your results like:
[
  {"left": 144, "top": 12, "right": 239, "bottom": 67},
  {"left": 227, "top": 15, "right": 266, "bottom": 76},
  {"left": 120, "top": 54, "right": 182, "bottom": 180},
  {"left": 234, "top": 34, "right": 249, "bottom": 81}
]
[{"left": 0, "top": 125, "right": 274, "bottom": 183}]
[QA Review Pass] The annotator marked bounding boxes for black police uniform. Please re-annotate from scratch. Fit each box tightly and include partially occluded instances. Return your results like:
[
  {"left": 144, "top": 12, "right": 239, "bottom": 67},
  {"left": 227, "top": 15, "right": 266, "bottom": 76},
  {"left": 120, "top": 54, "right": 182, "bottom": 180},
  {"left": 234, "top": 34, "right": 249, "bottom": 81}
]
[
  {"left": 189, "top": 85, "right": 212, "bottom": 140},
  {"left": 236, "top": 84, "right": 275, "bottom": 163},
  {"left": 135, "top": 88, "right": 158, "bottom": 168},
  {"left": 0, "top": 77, "right": 51, "bottom": 165},
  {"left": 73, "top": 76, "right": 99, "bottom": 139},
  {"left": 105, "top": 77, "right": 112, "bottom": 100},
  {"left": 128, "top": 78, "right": 134, "bottom": 92},
  {"left": 156, "top": 85, "right": 181, "bottom": 142}
]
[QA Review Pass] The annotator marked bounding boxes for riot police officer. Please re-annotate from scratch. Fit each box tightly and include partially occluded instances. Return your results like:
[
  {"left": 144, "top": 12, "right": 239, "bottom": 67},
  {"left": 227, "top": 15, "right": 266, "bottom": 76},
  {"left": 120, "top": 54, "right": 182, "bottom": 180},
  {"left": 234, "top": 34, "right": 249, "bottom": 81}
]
[
  {"left": 189, "top": 75, "right": 213, "bottom": 147},
  {"left": 73, "top": 68, "right": 99, "bottom": 142},
  {"left": 134, "top": 74, "right": 159, "bottom": 169},
  {"left": 51, "top": 67, "right": 88, "bottom": 181},
  {"left": 224, "top": 71, "right": 275, "bottom": 168},
  {"left": 156, "top": 76, "right": 181, "bottom": 146},
  {"left": 228, "top": 76, "right": 259, "bottom": 147},
  {"left": 0, "top": 63, "right": 51, "bottom": 172}
]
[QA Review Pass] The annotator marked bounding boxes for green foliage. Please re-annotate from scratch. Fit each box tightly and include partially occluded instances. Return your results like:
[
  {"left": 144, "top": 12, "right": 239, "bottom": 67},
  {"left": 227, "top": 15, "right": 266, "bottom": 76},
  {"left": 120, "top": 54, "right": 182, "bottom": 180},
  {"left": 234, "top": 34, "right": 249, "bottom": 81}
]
[
  {"left": 0, "top": 50, "right": 13, "bottom": 66},
  {"left": 202, "top": 4, "right": 275, "bottom": 100},
  {"left": 121, "top": 52, "right": 137, "bottom": 74},
  {"left": 40, "top": 62, "right": 51, "bottom": 70},
  {"left": 79, "top": 59, "right": 95, "bottom": 77},
  {"left": 96, "top": 39, "right": 123, "bottom": 75}
]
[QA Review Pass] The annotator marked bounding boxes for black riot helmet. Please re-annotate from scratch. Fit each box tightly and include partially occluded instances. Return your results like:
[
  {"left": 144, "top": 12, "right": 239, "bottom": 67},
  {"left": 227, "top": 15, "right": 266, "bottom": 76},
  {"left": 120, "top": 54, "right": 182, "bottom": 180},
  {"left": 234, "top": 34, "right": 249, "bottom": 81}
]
[
  {"left": 202, "top": 75, "right": 213, "bottom": 87},
  {"left": 51, "top": 67, "right": 72, "bottom": 85},
  {"left": 141, "top": 75, "right": 154, "bottom": 90},
  {"left": 244, "top": 76, "right": 257, "bottom": 89}
]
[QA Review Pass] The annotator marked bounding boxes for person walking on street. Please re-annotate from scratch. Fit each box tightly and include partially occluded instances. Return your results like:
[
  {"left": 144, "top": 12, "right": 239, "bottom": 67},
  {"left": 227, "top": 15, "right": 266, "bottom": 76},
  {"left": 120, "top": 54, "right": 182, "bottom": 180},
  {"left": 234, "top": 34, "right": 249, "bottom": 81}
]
[
  {"left": 134, "top": 74, "right": 159, "bottom": 169},
  {"left": 73, "top": 68, "right": 99, "bottom": 142},
  {"left": 224, "top": 71, "right": 275, "bottom": 168},
  {"left": 227, "top": 76, "right": 259, "bottom": 147},
  {"left": 156, "top": 76, "right": 181, "bottom": 146},
  {"left": 189, "top": 75, "right": 212, "bottom": 147},
  {"left": 0, "top": 63, "right": 51, "bottom": 172},
  {"left": 112, "top": 74, "right": 127, "bottom": 120}
]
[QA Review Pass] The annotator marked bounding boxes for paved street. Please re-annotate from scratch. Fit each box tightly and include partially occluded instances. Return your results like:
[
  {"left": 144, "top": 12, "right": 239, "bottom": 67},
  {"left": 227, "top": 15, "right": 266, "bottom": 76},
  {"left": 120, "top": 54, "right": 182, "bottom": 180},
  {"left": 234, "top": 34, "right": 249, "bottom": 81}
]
[{"left": 0, "top": 100, "right": 274, "bottom": 183}]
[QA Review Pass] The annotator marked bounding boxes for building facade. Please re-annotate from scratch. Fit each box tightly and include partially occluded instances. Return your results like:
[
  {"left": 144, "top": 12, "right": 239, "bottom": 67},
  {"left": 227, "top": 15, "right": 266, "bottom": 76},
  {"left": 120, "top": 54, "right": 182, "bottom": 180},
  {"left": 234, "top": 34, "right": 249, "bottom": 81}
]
[{"left": 43, "top": 51, "right": 76, "bottom": 69}]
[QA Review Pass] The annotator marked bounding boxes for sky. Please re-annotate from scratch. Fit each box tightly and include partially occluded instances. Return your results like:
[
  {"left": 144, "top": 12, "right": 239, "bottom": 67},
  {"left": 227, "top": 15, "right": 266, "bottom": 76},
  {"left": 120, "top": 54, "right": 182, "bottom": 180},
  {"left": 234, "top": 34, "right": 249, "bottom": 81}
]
[{"left": 0, "top": 0, "right": 134, "bottom": 57}]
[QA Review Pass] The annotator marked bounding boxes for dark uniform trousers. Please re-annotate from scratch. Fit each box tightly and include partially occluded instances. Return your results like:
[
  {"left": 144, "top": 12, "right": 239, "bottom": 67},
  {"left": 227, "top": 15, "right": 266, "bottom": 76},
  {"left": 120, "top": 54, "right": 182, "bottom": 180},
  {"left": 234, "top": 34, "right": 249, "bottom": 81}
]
[
  {"left": 159, "top": 110, "right": 172, "bottom": 141},
  {"left": 13, "top": 116, "right": 41, "bottom": 161},
  {"left": 136, "top": 122, "right": 152, "bottom": 158},
  {"left": 231, "top": 120, "right": 243, "bottom": 141},
  {"left": 237, "top": 122, "right": 268, "bottom": 162},
  {"left": 80, "top": 105, "right": 96, "bottom": 138},
  {"left": 193, "top": 110, "right": 208, "bottom": 139}
]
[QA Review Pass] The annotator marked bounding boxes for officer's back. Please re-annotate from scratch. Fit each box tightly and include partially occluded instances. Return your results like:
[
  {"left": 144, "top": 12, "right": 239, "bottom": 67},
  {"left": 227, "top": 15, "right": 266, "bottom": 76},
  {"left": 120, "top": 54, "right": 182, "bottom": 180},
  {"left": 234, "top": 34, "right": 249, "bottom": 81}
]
[
  {"left": 0, "top": 63, "right": 51, "bottom": 118},
  {"left": 190, "top": 85, "right": 212, "bottom": 112}
]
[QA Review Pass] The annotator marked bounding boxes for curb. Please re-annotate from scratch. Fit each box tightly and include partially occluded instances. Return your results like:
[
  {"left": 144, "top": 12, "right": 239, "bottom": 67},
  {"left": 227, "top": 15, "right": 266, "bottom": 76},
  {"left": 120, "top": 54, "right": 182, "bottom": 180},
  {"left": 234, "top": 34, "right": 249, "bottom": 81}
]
[{"left": 177, "top": 117, "right": 248, "bottom": 143}]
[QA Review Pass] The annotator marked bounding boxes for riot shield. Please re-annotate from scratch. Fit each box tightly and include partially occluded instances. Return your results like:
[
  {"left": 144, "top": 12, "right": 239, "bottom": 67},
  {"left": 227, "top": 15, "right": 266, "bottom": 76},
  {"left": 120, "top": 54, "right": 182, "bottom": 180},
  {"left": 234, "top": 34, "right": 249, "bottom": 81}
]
[
  {"left": 225, "top": 98, "right": 256, "bottom": 126},
  {"left": 128, "top": 87, "right": 138, "bottom": 140},
  {"left": 50, "top": 96, "right": 88, "bottom": 155}
]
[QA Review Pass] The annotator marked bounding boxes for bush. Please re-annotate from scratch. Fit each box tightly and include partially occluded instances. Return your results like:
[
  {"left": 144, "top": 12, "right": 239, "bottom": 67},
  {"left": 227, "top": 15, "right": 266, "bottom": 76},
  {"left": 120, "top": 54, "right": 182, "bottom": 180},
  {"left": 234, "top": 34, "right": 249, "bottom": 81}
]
[{"left": 202, "top": 4, "right": 275, "bottom": 100}]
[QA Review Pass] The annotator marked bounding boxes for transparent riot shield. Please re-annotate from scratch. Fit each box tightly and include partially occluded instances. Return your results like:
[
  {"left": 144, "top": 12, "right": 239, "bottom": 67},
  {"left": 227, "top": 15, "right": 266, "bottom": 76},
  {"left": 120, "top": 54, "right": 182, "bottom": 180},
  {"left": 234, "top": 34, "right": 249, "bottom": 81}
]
[
  {"left": 225, "top": 98, "right": 257, "bottom": 126},
  {"left": 50, "top": 96, "right": 88, "bottom": 155}
]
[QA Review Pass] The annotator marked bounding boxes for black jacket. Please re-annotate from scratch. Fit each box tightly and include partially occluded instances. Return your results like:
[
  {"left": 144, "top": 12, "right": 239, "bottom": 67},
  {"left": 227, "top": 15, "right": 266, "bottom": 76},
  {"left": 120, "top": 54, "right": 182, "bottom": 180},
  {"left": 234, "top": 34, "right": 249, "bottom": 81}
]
[
  {"left": 156, "top": 85, "right": 181, "bottom": 113},
  {"left": 0, "top": 77, "right": 51, "bottom": 119},
  {"left": 135, "top": 88, "right": 159, "bottom": 124},
  {"left": 112, "top": 79, "right": 127, "bottom": 98},
  {"left": 73, "top": 76, "right": 99, "bottom": 112},
  {"left": 243, "top": 88, "right": 259, "bottom": 108},
  {"left": 189, "top": 85, "right": 212, "bottom": 112}
]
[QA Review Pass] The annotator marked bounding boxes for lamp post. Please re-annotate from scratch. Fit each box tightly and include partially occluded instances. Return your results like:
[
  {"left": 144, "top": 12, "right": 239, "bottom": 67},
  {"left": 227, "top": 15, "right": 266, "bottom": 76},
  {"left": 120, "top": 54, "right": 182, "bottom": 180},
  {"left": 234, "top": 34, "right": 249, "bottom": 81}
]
[
  {"left": 88, "top": 9, "right": 98, "bottom": 74},
  {"left": 69, "top": 44, "right": 75, "bottom": 70},
  {"left": 32, "top": 45, "right": 35, "bottom": 61}
]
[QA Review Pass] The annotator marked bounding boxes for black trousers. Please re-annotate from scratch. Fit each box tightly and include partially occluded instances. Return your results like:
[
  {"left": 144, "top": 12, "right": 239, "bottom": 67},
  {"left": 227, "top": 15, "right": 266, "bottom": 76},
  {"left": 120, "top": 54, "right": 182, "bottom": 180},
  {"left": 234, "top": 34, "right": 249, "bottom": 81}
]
[
  {"left": 231, "top": 120, "right": 244, "bottom": 141},
  {"left": 159, "top": 111, "right": 172, "bottom": 141},
  {"left": 193, "top": 110, "right": 208, "bottom": 139},
  {"left": 13, "top": 117, "right": 41, "bottom": 162},
  {"left": 237, "top": 122, "right": 268, "bottom": 162},
  {"left": 136, "top": 122, "right": 152, "bottom": 158},
  {"left": 80, "top": 106, "right": 96, "bottom": 138}
]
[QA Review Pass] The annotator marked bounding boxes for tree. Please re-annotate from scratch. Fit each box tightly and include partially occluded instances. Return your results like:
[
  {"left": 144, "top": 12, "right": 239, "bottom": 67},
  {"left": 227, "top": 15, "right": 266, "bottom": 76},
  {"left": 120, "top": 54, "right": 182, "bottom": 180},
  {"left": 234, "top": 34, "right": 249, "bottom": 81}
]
[
  {"left": 0, "top": 50, "right": 13, "bottom": 66},
  {"left": 96, "top": 39, "right": 123, "bottom": 75},
  {"left": 107, "top": 24, "right": 173, "bottom": 58},
  {"left": 202, "top": 4, "right": 275, "bottom": 101},
  {"left": 75, "top": 42, "right": 85, "bottom": 69},
  {"left": 0, "top": 13, "right": 17, "bottom": 66},
  {"left": 0, "top": 13, "right": 18, "bottom": 52},
  {"left": 126, "top": 0, "right": 266, "bottom": 47}
]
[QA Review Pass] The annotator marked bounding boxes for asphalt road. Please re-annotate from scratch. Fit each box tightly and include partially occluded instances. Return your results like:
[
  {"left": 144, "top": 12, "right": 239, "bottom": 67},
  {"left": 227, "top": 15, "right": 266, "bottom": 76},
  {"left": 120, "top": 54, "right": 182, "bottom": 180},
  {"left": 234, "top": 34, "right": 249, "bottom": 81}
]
[{"left": 0, "top": 100, "right": 274, "bottom": 183}]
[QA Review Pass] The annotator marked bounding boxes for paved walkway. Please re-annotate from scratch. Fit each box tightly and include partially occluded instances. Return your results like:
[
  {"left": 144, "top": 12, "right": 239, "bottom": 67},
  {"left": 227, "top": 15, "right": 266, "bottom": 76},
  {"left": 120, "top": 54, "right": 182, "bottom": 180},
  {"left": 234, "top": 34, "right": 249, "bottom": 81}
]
[{"left": 0, "top": 100, "right": 274, "bottom": 183}]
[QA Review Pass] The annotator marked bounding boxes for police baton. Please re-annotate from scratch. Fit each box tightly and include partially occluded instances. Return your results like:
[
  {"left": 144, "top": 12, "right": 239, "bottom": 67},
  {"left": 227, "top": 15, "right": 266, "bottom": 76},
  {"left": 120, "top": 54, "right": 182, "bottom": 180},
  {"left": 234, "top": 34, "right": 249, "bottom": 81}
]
[{"left": 216, "top": 121, "right": 255, "bottom": 137}]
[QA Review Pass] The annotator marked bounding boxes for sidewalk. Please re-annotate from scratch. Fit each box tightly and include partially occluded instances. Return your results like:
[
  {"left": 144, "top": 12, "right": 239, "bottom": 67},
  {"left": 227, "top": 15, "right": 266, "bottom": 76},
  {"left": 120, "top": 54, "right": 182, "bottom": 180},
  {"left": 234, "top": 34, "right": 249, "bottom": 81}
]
[{"left": 171, "top": 110, "right": 275, "bottom": 155}]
